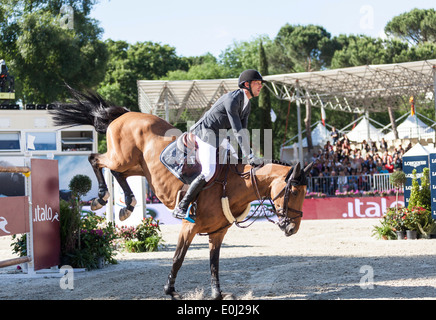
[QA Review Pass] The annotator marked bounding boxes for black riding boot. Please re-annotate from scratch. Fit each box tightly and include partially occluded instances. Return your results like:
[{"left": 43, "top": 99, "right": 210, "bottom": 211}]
[{"left": 173, "top": 174, "right": 207, "bottom": 222}]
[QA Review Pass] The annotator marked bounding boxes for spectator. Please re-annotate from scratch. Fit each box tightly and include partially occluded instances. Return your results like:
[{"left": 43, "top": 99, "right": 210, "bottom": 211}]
[
  {"left": 393, "top": 153, "right": 402, "bottom": 170},
  {"left": 379, "top": 165, "right": 389, "bottom": 174},
  {"left": 331, "top": 127, "right": 339, "bottom": 145},
  {"left": 385, "top": 160, "right": 394, "bottom": 173},
  {"left": 380, "top": 138, "right": 388, "bottom": 151},
  {"left": 328, "top": 170, "right": 338, "bottom": 195},
  {"left": 338, "top": 170, "right": 348, "bottom": 192},
  {"left": 314, "top": 135, "right": 410, "bottom": 196}
]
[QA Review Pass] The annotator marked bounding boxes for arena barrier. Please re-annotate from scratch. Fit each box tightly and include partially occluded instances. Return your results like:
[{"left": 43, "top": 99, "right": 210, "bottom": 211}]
[{"left": 0, "top": 158, "right": 60, "bottom": 273}]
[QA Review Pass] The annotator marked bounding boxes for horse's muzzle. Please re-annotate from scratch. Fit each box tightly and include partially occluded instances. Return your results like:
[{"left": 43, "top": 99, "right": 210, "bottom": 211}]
[{"left": 278, "top": 217, "right": 297, "bottom": 237}]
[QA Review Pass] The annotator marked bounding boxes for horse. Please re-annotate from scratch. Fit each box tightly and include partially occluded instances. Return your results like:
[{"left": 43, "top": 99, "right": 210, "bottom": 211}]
[{"left": 50, "top": 87, "right": 311, "bottom": 300}]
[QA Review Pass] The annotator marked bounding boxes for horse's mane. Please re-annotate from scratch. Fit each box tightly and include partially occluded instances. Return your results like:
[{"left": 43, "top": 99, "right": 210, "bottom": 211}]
[{"left": 266, "top": 159, "right": 292, "bottom": 167}]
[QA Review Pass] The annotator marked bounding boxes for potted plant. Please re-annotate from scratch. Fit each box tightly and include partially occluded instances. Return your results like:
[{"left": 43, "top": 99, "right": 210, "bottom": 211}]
[
  {"left": 403, "top": 206, "right": 435, "bottom": 239},
  {"left": 372, "top": 219, "right": 396, "bottom": 240},
  {"left": 121, "top": 217, "right": 163, "bottom": 252},
  {"left": 372, "top": 207, "right": 403, "bottom": 240}
]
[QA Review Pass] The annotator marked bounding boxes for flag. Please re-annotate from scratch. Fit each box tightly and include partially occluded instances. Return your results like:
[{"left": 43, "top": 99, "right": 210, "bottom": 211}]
[
  {"left": 410, "top": 96, "right": 415, "bottom": 116},
  {"left": 321, "top": 105, "right": 326, "bottom": 126}
]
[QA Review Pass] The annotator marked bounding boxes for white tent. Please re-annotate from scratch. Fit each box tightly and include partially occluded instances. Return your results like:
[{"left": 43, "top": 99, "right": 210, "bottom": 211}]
[
  {"left": 384, "top": 114, "right": 435, "bottom": 140},
  {"left": 301, "top": 121, "right": 331, "bottom": 147},
  {"left": 346, "top": 117, "right": 384, "bottom": 142}
]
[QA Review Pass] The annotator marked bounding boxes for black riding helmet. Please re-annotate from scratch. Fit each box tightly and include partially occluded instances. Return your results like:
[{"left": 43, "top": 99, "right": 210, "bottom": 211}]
[
  {"left": 238, "top": 69, "right": 264, "bottom": 87},
  {"left": 238, "top": 69, "right": 265, "bottom": 97}
]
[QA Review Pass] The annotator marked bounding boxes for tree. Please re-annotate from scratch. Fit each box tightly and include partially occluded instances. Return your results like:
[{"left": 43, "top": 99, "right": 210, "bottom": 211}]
[
  {"left": 385, "top": 8, "right": 436, "bottom": 45},
  {"left": 389, "top": 170, "right": 406, "bottom": 213},
  {"left": 98, "top": 40, "right": 189, "bottom": 111},
  {"left": 165, "top": 54, "right": 231, "bottom": 81},
  {"left": 0, "top": 0, "right": 108, "bottom": 103},
  {"left": 258, "top": 41, "right": 272, "bottom": 157},
  {"left": 272, "top": 24, "right": 337, "bottom": 150}
]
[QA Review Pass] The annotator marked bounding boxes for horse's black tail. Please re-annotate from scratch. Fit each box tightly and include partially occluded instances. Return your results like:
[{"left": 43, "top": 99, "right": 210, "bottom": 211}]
[{"left": 49, "top": 85, "right": 130, "bottom": 134}]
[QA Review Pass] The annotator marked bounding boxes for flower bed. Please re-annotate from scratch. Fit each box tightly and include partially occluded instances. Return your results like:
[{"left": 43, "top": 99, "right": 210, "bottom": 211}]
[{"left": 372, "top": 206, "right": 436, "bottom": 240}]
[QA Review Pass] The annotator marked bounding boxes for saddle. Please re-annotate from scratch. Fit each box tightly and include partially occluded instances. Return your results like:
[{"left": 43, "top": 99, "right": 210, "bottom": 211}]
[{"left": 160, "top": 132, "right": 226, "bottom": 186}]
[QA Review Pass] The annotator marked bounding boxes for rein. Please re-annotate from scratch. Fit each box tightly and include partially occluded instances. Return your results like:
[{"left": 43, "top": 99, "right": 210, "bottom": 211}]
[{"left": 230, "top": 164, "right": 303, "bottom": 229}]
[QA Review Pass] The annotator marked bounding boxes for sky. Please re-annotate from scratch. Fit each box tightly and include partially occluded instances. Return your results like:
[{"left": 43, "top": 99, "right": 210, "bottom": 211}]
[{"left": 90, "top": 0, "right": 436, "bottom": 58}]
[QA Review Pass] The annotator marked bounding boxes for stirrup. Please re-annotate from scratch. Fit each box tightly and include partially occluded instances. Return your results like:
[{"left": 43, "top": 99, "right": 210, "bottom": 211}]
[
  {"left": 172, "top": 207, "right": 185, "bottom": 219},
  {"left": 183, "top": 203, "right": 196, "bottom": 223}
]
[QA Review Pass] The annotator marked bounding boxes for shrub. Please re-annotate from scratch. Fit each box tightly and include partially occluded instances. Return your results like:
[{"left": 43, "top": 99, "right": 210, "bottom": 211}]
[{"left": 118, "top": 217, "right": 163, "bottom": 253}]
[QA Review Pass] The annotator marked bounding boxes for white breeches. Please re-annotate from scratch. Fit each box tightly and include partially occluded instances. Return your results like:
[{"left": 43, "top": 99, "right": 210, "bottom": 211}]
[{"left": 195, "top": 137, "right": 237, "bottom": 182}]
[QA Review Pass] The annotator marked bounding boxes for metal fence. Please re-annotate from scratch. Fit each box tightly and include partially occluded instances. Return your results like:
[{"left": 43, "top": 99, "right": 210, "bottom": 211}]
[{"left": 307, "top": 173, "right": 397, "bottom": 196}]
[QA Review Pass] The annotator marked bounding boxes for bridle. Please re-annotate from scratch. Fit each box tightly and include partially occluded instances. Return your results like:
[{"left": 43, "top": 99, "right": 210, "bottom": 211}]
[
  {"left": 271, "top": 173, "right": 304, "bottom": 221},
  {"left": 231, "top": 164, "right": 305, "bottom": 229}
]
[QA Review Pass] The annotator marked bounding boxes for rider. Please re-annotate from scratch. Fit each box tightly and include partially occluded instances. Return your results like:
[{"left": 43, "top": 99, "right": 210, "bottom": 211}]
[{"left": 172, "top": 69, "right": 265, "bottom": 222}]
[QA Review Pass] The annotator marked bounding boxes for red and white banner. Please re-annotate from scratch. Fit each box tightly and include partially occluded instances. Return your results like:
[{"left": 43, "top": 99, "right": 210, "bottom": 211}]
[
  {"left": 143, "top": 196, "right": 404, "bottom": 224},
  {"left": 302, "top": 196, "right": 403, "bottom": 220}
]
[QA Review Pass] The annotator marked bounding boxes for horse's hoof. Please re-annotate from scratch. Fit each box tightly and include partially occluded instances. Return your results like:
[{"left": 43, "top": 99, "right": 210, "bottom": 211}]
[
  {"left": 164, "top": 286, "right": 182, "bottom": 300},
  {"left": 119, "top": 208, "right": 132, "bottom": 221},
  {"left": 91, "top": 198, "right": 105, "bottom": 211},
  {"left": 212, "top": 292, "right": 235, "bottom": 300},
  {"left": 170, "top": 292, "right": 183, "bottom": 300},
  {"left": 222, "top": 293, "right": 236, "bottom": 300},
  {"left": 90, "top": 191, "right": 109, "bottom": 210}
]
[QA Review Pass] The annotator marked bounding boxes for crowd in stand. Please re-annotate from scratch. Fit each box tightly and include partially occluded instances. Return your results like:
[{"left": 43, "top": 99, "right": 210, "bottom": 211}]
[{"left": 307, "top": 129, "right": 411, "bottom": 195}]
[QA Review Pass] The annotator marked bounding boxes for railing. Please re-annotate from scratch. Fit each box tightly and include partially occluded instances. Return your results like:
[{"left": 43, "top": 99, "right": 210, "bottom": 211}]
[{"left": 307, "top": 173, "right": 397, "bottom": 196}]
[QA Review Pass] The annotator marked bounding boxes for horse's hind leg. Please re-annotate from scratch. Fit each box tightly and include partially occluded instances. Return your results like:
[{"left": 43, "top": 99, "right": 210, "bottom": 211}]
[
  {"left": 89, "top": 153, "right": 110, "bottom": 210},
  {"left": 111, "top": 170, "right": 137, "bottom": 221}
]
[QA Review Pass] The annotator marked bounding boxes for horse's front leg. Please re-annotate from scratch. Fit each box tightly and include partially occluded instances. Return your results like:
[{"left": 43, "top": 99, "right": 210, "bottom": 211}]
[
  {"left": 209, "top": 228, "right": 234, "bottom": 300},
  {"left": 164, "top": 222, "right": 197, "bottom": 300}
]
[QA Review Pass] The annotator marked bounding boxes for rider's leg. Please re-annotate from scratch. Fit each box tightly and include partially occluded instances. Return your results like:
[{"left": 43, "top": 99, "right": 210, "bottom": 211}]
[{"left": 173, "top": 138, "right": 216, "bottom": 221}]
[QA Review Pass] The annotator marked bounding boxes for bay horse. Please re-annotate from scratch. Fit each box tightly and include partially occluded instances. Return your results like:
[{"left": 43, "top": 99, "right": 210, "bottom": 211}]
[{"left": 50, "top": 87, "right": 311, "bottom": 300}]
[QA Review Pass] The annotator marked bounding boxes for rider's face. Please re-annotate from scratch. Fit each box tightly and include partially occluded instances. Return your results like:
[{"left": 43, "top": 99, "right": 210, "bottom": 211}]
[{"left": 248, "top": 80, "right": 263, "bottom": 98}]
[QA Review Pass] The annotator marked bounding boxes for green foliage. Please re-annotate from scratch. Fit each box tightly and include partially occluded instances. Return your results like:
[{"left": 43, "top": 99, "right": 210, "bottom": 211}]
[
  {"left": 68, "top": 174, "right": 92, "bottom": 200},
  {"left": 402, "top": 206, "right": 436, "bottom": 237},
  {"left": 419, "top": 168, "right": 431, "bottom": 211},
  {"left": 117, "top": 217, "right": 163, "bottom": 253},
  {"left": 59, "top": 199, "right": 81, "bottom": 255},
  {"left": 274, "top": 24, "right": 336, "bottom": 72},
  {"left": 60, "top": 174, "right": 117, "bottom": 269},
  {"left": 408, "top": 169, "right": 420, "bottom": 209},
  {"left": 257, "top": 41, "right": 272, "bottom": 157},
  {"left": 408, "top": 169, "right": 431, "bottom": 211},
  {"left": 10, "top": 233, "right": 27, "bottom": 257},
  {"left": 389, "top": 170, "right": 407, "bottom": 187},
  {"left": 124, "top": 236, "right": 161, "bottom": 253},
  {"left": 0, "top": 0, "right": 108, "bottom": 103},
  {"left": 74, "top": 211, "right": 117, "bottom": 269},
  {"left": 97, "top": 40, "right": 188, "bottom": 111},
  {"left": 372, "top": 220, "right": 397, "bottom": 240},
  {"left": 385, "top": 8, "right": 436, "bottom": 45}
]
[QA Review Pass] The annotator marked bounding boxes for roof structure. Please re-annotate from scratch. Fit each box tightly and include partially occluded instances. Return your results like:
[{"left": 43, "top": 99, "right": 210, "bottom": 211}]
[
  {"left": 265, "top": 59, "right": 436, "bottom": 113},
  {"left": 137, "top": 78, "right": 239, "bottom": 123},
  {"left": 137, "top": 59, "right": 436, "bottom": 123}
]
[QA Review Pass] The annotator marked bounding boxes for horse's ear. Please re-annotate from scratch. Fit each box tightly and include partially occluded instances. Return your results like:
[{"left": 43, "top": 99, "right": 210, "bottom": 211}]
[
  {"left": 290, "top": 162, "right": 301, "bottom": 181},
  {"left": 303, "top": 162, "right": 314, "bottom": 174}
]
